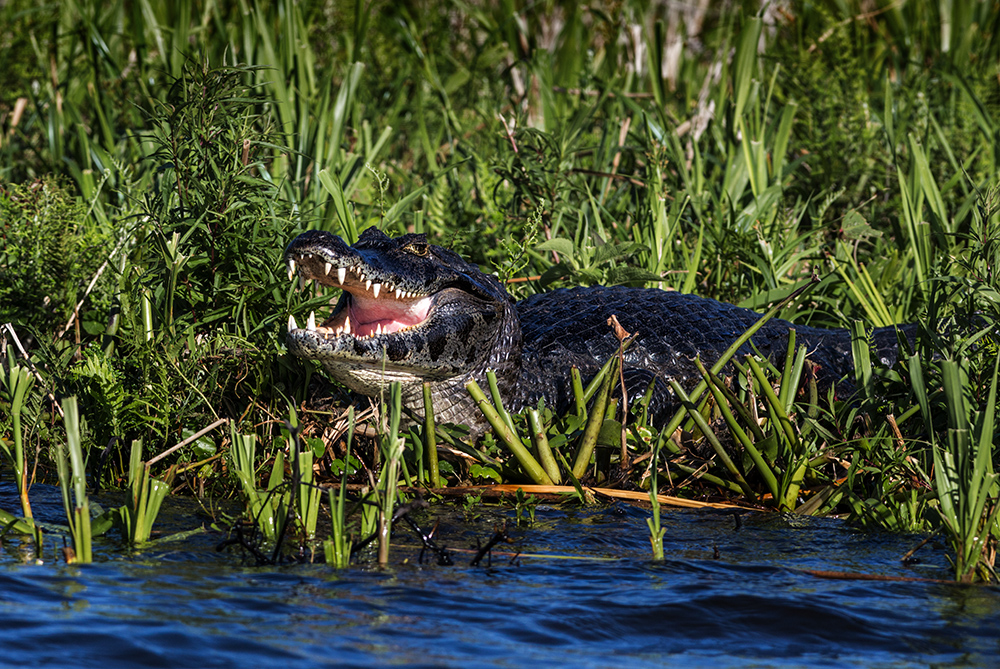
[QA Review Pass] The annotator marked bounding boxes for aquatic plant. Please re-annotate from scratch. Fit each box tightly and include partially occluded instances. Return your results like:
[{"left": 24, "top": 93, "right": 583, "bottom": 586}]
[
  {"left": 376, "top": 382, "right": 406, "bottom": 565},
  {"left": 54, "top": 397, "right": 92, "bottom": 563},
  {"left": 112, "top": 439, "right": 170, "bottom": 546},
  {"left": 646, "top": 436, "right": 666, "bottom": 561},
  {"left": 928, "top": 358, "right": 1000, "bottom": 582},
  {"left": 230, "top": 427, "right": 283, "bottom": 545},
  {"left": 323, "top": 407, "right": 355, "bottom": 569},
  {"left": 1, "top": 352, "right": 35, "bottom": 521}
]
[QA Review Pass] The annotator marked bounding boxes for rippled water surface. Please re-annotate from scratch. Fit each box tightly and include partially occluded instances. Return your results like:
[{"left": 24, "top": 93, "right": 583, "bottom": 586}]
[{"left": 2, "top": 482, "right": 998, "bottom": 668}]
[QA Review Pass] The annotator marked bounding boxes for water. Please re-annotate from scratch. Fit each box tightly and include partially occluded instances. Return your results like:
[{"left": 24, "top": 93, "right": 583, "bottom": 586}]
[{"left": 2, "top": 483, "right": 998, "bottom": 668}]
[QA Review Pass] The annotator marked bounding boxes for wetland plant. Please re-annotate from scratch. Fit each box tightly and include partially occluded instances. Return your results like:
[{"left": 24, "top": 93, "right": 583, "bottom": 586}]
[
  {"left": 926, "top": 358, "right": 1000, "bottom": 582},
  {"left": 1, "top": 0, "right": 1000, "bottom": 580},
  {"left": 54, "top": 397, "right": 91, "bottom": 564},
  {"left": 323, "top": 407, "right": 355, "bottom": 569},
  {"left": 116, "top": 439, "right": 170, "bottom": 546},
  {"left": 230, "top": 427, "right": 284, "bottom": 545},
  {"left": 1, "top": 352, "right": 36, "bottom": 522}
]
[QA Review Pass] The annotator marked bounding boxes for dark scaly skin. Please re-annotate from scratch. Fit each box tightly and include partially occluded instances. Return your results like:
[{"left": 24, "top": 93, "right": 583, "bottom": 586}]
[
  {"left": 514, "top": 286, "right": 905, "bottom": 427},
  {"left": 285, "top": 229, "right": 908, "bottom": 432}
]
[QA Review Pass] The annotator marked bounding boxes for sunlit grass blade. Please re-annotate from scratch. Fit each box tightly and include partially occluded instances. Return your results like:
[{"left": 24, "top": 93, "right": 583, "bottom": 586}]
[
  {"left": 324, "top": 407, "right": 355, "bottom": 568},
  {"left": 118, "top": 439, "right": 169, "bottom": 545},
  {"left": 2, "top": 355, "right": 35, "bottom": 520},
  {"left": 528, "top": 409, "right": 560, "bottom": 485},
  {"left": 572, "top": 354, "right": 617, "bottom": 481},
  {"left": 933, "top": 357, "right": 1000, "bottom": 582},
  {"left": 377, "top": 382, "right": 406, "bottom": 566},
  {"left": 56, "top": 397, "right": 92, "bottom": 563},
  {"left": 466, "top": 379, "right": 553, "bottom": 485},
  {"left": 422, "top": 382, "right": 442, "bottom": 489}
]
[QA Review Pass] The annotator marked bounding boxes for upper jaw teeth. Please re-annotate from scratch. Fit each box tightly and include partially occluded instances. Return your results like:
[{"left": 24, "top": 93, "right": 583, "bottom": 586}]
[{"left": 285, "top": 252, "right": 422, "bottom": 300}]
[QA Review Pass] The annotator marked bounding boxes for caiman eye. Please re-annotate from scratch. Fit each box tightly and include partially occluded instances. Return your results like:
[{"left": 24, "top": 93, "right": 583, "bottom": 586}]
[{"left": 403, "top": 242, "right": 429, "bottom": 256}]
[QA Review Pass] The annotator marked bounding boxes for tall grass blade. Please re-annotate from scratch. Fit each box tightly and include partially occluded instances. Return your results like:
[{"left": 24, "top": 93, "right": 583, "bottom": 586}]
[
  {"left": 56, "top": 397, "right": 92, "bottom": 563},
  {"left": 466, "top": 379, "right": 553, "bottom": 485},
  {"left": 422, "top": 382, "right": 442, "bottom": 488},
  {"left": 2, "top": 355, "right": 35, "bottom": 520},
  {"left": 324, "top": 407, "right": 355, "bottom": 568},
  {"left": 933, "top": 358, "right": 1000, "bottom": 581},
  {"left": 668, "top": 377, "right": 757, "bottom": 500}
]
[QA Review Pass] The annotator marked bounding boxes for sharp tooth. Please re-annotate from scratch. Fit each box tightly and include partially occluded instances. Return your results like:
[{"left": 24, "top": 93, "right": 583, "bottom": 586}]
[
  {"left": 324, "top": 262, "right": 332, "bottom": 275},
  {"left": 375, "top": 323, "right": 383, "bottom": 335},
  {"left": 372, "top": 283, "right": 381, "bottom": 298},
  {"left": 307, "top": 311, "right": 316, "bottom": 330},
  {"left": 288, "top": 314, "right": 298, "bottom": 331},
  {"left": 337, "top": 267, "right": 347, "bottom": 284},
  {"left": 287, "top": 259, "right": 296, "bottom": 281},
  {"left": 343, "top": 317, "right": 351, "bottom": 335},
  {"left": 395, "top": 287, "right": 404, "bottom": 299},
  {"left": 365, "top": 279, "right": 372, "bottom": 290}
]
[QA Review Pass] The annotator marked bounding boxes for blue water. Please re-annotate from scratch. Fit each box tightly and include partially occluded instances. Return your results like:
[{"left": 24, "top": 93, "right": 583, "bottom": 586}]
[{"left": 1, "top": 483, "right": 998, "bottom": 668}]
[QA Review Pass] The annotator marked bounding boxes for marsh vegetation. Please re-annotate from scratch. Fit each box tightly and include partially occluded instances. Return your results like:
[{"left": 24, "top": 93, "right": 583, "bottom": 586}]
[{"left": 2, "top": 0, "right": 1000, "bottom": 581}]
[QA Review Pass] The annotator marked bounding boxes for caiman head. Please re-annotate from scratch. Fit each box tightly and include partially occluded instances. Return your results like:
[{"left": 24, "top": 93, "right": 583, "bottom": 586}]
[{"left": 284, "top": 228, "right": 521, "bottom": 426}]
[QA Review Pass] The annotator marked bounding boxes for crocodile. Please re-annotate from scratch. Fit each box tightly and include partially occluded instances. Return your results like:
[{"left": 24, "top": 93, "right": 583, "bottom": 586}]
[{"left": 284, "top": 228, "right": 908, "bottom": 432}]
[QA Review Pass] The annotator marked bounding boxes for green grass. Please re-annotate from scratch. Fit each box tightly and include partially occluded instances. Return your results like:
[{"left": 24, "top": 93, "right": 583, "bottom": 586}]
[{"left": 1, "top": 0, "right": 999, "bottom": 579}]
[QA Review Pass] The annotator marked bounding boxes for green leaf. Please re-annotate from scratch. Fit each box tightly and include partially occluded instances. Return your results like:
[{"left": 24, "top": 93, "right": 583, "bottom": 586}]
[{"left": 535, "top": 237, "right": 576, "bottom": 258}]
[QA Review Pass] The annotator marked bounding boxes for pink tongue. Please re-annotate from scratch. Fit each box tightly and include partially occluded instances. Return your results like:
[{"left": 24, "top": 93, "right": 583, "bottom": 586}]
[{"left": 349, "top": 295, "right": 432, "bottom": 337}]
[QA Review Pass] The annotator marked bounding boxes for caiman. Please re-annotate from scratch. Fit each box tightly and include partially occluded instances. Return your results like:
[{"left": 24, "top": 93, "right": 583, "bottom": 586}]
[{"left": 284, "top": 228, "right": 907, "bottom": 431}]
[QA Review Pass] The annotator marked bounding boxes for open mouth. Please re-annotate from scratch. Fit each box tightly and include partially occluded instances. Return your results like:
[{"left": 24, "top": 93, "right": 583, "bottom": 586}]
[{"left": 286, "top": 249, "right": 434, "bottom": 339}]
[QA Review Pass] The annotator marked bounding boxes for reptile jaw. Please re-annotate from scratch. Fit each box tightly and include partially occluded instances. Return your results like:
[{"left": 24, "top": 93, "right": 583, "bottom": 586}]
[{"left": 286, "top": 249, "right": 434, "bottom": 340}]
